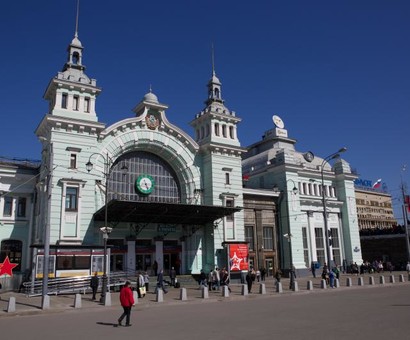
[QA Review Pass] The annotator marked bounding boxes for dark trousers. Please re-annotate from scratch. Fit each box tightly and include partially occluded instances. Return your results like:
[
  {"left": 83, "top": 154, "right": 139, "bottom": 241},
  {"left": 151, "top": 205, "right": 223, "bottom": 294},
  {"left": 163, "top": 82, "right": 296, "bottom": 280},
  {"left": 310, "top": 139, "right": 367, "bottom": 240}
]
[
  {"left": 91, "top": 287, "right": 98, "bottom": 300},
  {"left": 118, "top": 306, "right": 131, "bottom": 325}
]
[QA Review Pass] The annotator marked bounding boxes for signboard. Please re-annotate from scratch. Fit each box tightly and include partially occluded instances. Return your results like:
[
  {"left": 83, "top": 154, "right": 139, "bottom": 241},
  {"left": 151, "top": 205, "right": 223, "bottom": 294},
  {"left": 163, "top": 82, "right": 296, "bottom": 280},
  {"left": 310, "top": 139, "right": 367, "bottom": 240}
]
[
  {"left": 158, "top": 226, "right": 176, "bottom": 233},
  {"left": 229, "top": 244, "right": 249, "bottom": 271}
]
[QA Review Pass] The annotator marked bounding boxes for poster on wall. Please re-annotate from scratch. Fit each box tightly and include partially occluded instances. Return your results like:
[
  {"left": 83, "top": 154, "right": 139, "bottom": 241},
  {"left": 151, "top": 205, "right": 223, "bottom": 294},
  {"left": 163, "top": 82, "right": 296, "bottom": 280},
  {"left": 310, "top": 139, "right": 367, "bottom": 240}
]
[{"left": 229, "top": 244, "right": 249, "bottom": 271}]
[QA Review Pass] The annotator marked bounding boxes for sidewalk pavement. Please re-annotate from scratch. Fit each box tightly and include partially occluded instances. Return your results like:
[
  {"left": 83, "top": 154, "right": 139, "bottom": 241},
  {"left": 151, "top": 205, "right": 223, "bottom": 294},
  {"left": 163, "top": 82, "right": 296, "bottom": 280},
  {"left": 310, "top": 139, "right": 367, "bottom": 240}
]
[{"left": 1, "top": 271, "right": 409, "bottom": 318}]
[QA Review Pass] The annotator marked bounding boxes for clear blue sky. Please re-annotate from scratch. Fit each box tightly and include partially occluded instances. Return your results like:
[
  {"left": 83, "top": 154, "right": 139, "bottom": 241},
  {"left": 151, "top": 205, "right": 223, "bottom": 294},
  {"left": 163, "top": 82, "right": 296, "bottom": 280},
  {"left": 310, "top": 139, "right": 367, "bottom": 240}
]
[{"left": 1, "top": 1, "right": 409, "bottom": 221}]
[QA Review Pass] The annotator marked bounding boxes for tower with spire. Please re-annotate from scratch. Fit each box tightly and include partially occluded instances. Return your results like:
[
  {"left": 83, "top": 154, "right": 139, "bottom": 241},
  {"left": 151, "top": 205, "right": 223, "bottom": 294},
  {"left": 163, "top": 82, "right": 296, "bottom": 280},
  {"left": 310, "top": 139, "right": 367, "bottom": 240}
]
[
  {"left": 35, "top": 1, "right": 105, "bottom": 246},
  {"left": 190, "top": 51, "right": 246, "bottom": 266}
]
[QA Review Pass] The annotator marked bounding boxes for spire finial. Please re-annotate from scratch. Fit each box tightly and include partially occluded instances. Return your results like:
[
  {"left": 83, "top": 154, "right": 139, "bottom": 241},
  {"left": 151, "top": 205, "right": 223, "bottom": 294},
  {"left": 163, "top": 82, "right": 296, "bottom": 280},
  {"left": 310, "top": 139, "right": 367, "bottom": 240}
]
[
  {"left": 211, "top": 42, "right": 215, "bottom": 76},
  {"left": 75, "top": 0, "right": 80, "bottom": 38},
  {"left": 149, "top": 84, "right": 152, "bottom": 93}
]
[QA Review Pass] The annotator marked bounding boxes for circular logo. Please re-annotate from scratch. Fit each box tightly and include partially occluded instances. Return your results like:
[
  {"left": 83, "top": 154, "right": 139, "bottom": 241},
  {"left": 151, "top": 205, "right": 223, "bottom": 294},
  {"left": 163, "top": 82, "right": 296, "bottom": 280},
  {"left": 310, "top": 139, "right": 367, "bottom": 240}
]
[{"left": 272, "top": 115, "right": 285, "bottom": 129}]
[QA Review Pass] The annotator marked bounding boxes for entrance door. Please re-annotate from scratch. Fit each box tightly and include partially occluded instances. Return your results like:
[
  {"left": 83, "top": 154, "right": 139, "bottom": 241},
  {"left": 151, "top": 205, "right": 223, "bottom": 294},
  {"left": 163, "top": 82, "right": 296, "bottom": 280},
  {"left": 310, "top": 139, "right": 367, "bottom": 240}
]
[
  {"left": 265, "top": 258, "right": 273, "bottom": 277},
  {"left": 136, "top": 254, "right": 152, "bottom": 272},
  {"left": 110, "top": 254, "right": 124, "bottom": 271}
]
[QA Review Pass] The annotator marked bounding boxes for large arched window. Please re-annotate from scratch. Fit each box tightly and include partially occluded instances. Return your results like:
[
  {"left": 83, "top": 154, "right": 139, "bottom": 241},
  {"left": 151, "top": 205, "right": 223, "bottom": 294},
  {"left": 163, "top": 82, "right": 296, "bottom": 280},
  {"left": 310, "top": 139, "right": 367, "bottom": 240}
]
[
  {"left": 108, "top": 151, "right": 181, "bottom": 203},
  {"left": 1, "top": 239, "right": 22, "bottom": 272}
]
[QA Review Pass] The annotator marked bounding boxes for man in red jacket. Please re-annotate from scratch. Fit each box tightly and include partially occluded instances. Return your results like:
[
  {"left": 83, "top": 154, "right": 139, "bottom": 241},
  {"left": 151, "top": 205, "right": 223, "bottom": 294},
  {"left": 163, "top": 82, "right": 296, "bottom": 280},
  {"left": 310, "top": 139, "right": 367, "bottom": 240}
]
[{"left": 118, "top": 281, "right": 135, "bottom": 327}]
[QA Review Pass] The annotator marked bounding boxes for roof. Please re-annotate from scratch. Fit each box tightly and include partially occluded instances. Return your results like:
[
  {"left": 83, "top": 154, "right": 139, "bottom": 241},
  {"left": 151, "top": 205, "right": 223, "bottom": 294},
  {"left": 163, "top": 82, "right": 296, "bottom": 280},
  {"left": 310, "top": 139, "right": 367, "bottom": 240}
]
[{"left": 93, "top": 199, "right": 242, "bottom": 225}]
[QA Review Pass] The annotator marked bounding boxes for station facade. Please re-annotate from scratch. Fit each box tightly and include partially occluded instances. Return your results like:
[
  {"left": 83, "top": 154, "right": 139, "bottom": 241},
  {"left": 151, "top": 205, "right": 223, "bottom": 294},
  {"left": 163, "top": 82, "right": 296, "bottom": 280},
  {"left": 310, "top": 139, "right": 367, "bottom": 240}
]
[{"left": 1, "top": 21, "right": 367, "bottom": 290}]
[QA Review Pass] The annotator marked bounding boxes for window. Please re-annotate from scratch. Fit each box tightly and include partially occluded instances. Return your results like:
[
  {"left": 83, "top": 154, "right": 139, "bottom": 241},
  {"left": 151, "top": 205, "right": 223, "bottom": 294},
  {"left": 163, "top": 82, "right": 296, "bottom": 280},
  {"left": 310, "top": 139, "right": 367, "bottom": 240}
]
[
  {"left": 222, "top": 125, "right": 227, "bottom": 137},
  {"left": 1, "top": 240, "right": 22, "bottom": 272},
  {"left": 61, "top": 93, "right": 68, "bottom": 109},
  {"left": 245, "top": 226, "right": 254, "bottom": 251},
  {"left": 229, "top": 126, "right": 234, "bottom": 139},
  {"left": 3, "top": 196, "right": 13, "bottom": 217},
  {"left": 315, "top": 228, "right": 325, "bottom": 266},
  {"left": 302, "top": 227, "right": 309, "bottom": 267},
  {"left": 225, "top": 173, "right": 230, "bottom": 185},
  {"left": 72, "top": 52, "right": 79, "bottom": 65},
  {"left": 330, "top": 228, "right": 341, "bottom": 266},
  {"left": 84, "top": 97, "right": 90, "bottom": 113},
  {"left": 73, "top": 96, "right": 79, "bottom": 110},
  {"left": 225, "top": 198, "right": 234, "bottom": 221},
  {"left": 70, "top": 153, "right": 77, "bottom": 169},
  {"left": 17, "top": 197, "right": 26, "bottom": 218},
  {"left": 263, "top": 227, "right": 274, "bottom": 250},
  {"left": 65, "top": 187, "right": 78, "bottom": 211},
  {"left": 214, "top": 123, "right": 220, "bottom": 136}
]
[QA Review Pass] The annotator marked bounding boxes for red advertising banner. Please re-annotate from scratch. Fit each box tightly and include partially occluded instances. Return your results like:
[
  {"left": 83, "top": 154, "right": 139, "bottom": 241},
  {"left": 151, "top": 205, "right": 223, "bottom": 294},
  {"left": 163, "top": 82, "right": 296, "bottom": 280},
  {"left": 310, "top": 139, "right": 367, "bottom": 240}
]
[{"left": 229, "top": 244, "right": 249, "bottom": 271}]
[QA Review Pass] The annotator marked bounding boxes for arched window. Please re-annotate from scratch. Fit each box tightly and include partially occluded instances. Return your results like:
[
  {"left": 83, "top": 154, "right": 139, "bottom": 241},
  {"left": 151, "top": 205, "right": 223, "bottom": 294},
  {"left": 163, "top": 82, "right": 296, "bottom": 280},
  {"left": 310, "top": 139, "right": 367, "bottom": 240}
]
[
  {"left": 108, "top": 151, "right": 181, "bottom": 203},
  {"left": 214, "top": 123, "right": 220, "bottom": 136},
  {"left": 72, "top": 52, "right": 80, "bottom": 65},
  {"left": 214, "top": 88, "right": 220, "bottom": 99},
  {"left": 222, "top": 125, "right": 227, "bottom": 137},
  {"left": 229, "top": 126, "right": 234, "bottom": 139},
  {"left": 1, "top": 239, "right": 22, "bottom": 272}
]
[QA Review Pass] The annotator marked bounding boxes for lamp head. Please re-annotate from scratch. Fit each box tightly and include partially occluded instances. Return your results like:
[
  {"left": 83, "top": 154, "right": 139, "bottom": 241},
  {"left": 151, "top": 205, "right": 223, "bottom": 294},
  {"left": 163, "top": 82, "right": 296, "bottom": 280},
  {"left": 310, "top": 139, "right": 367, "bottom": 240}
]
[
  {"left": 86, "top": 160, "right": 93, "bottom": 172},
  {"left": 338, "top": 147, "right": 347, "bottom": 154}
]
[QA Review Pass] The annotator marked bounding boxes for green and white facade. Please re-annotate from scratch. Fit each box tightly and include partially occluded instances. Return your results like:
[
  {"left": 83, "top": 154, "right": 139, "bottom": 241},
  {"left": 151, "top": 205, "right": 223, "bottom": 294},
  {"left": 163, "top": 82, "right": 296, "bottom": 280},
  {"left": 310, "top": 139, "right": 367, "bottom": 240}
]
[
  {"left": 242, "top": 118, "right": 363, "bottom": 275},
  {"left": 32, "top": 29, "right": 245, "bottom": 278}
]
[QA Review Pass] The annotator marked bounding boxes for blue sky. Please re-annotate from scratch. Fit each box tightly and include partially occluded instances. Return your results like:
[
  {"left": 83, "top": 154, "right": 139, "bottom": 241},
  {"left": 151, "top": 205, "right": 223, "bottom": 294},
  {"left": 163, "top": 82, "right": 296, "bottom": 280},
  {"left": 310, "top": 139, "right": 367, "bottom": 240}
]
[{"left": 1, "top": 1, "right": 409, "bottom": 221}]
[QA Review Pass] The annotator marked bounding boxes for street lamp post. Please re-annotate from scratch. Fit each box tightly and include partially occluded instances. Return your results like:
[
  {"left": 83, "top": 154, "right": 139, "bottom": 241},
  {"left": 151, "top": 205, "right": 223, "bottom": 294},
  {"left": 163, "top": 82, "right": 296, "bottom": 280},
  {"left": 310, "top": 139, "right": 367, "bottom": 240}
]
[
  {"left": 321, "top": 147, "right": 347, "bottom": 270},
  {"left": 86, "top": 152, "right": 113, "bottom": 304},
  {"left": 400, "top": 165, "right": 410, "bottom": 262}
]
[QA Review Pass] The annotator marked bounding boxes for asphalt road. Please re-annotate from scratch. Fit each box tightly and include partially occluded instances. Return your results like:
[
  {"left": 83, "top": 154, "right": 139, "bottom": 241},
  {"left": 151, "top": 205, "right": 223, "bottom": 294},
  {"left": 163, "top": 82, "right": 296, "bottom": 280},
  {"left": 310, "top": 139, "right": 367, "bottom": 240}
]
[{"left": 1, "top": 284, "right": 409, "bottom": 340}]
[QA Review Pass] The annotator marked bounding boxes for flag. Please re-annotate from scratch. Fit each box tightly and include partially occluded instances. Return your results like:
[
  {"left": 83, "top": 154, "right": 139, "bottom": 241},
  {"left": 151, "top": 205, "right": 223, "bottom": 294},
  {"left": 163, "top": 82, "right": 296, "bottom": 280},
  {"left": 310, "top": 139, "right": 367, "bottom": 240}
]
[
  {"left": 405, "top": 195, "right": 410, "bottom": 213},
  {"left": 372, "top": 179, "right": 382, "bottom": 189}
]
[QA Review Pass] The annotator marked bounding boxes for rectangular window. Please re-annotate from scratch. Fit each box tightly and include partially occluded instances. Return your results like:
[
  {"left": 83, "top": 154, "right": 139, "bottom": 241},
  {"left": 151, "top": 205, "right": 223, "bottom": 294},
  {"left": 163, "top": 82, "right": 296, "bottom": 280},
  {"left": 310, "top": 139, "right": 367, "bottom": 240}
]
[
  {"left": 245, "top": 226, "right": 254, "bottom": 251},
  {"left": 302, "top": 227, "right": 309, "bottom": 267},
  {"left": 226, "top": 198, "right": 234, "bottom": 221},
  {"left": 222, "top": 125, "right": 227, "bottom": 137},
  {"left": 17, "top": 197, "right": 27, "bottom": 218},
  {"left": 84, "top": 97, "right": 90, "bottom": 113},
  {"left": 330, "top": 228, "right": 341, "bottom": 266},
  {"left": 315, "top": 228, "right": 325, "bottom": 266},
  {"left": 229, "top": 126, "right": 234, "bottom": 139},
  {"left": 225, "top": 173, "right": 230, "bottom": 185},
  {"left": 73, "top": 96, "right": 79, "bottom": 110},
  {"left": 70, "top": 153, "right": 77, "bottom": 169},
  {"left": 65, "top": 187, "right": 78, "bottom": 211},
  {"left": 263, "top": 227, "right": 274, "bottom": 250},
  {"left": 214, "top": 123, "right": 220, "bottom": 136},
  {"left": 61, "top": 93, "right": 68, "bottom": 109},
  {"left": 3, "top": 196, "right": 13, "bottom": 217}
]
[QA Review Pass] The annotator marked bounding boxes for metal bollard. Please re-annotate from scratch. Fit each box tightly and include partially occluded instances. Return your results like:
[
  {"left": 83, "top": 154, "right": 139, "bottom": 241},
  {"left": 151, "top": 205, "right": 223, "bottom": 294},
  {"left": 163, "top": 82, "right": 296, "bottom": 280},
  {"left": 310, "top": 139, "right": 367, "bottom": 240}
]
[
  {"left": 156, "top": 288, "right": 164, "bottom": 302},
  {"left": 346, "top": 277, "right": 352, "bottom": 287},
  {"left": 307, "top": 280, "right": 313, "bottom": 290},
  {"left": 259, "top": 283, "right": 266, "bottom": 295},
  {"left": 399, "top": 274, "right": 404, "bottom": 283},
  {"left": 222, "top": 285, "right": 230, "bottom": 297},
  {"left": 7, "top": 297, "right": 16, "bottom": 313},
  {"left": 335, "top": 278, "right": 340, "bottom": 288},
  {"left": 321, "top": 279, "right": 327, "bottom": 289},
  {"left": 180, "top": 287, "right": 187, "bottom": 301},
  {"left": 389, "top": 275, "right": 395, "bottom": 284},
  {"left": 74, "top": 293, "right": 82, "bottom": 309},
  {"left": 369, "top": 276, "right": 375, "bottom": 285},
  {"left": 276, "top": 282, "right": 283, "bottom": 293},
  {"left": 292, "top": 281, "right": 299, "bottom": 292},
  {"left": 379, "top": 276, "right": 385, "bottom": 285},
  {"left": 358, "top": 277, "right": 364, "bottom": 286},
  {"left": 202, "top": 286, "right": 209, "bottom": 299}
]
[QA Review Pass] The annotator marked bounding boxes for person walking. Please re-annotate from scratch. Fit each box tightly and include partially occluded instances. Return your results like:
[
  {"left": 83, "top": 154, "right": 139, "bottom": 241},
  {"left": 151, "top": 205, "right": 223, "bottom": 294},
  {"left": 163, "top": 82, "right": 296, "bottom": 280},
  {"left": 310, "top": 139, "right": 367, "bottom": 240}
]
[
  {"left": 143, "top": 271, "right": 150, "bottom": 292},
  {"left": 157, "top": 269, "right": 168, "bottom": 293},
  {"left": 90, "top": 272, "right": 99, "bottom": 300},
  {"left": 118, "top": 281, "right": 134, "bottom": 327},
  {"left": 169, "top": 267, "right": 177, "bottom": 287},
  {"left": 310, "top": 261, "right": 316, "bottom": 278},
  {"left": 246, "top": 271, "right": 253, "bottom": 293}
]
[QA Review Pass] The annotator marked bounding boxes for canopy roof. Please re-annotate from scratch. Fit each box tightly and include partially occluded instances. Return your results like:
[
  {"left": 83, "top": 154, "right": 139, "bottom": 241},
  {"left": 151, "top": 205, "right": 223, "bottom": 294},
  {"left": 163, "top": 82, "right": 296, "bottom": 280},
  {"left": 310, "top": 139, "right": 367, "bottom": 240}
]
[{"left": 93, "top": 200, "right": 241, "bottom": 225}]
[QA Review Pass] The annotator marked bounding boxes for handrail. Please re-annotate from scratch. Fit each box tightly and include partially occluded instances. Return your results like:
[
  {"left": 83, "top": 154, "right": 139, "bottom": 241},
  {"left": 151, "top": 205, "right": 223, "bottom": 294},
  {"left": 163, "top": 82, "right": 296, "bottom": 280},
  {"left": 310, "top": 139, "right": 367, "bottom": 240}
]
[{"left": 22, "top": 270, "right": 138, "bottom": 297}]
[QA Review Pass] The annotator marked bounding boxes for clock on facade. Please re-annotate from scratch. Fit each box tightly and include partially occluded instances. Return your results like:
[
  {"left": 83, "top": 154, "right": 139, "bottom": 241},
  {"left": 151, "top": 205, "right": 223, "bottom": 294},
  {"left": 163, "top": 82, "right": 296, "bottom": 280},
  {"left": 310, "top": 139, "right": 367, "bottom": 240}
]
[
  {"left": 303, "top": 151, "right": 315, "bottom": 163},
  {"left": 136, "top": 174, "right": 155, "bottom": 194}
]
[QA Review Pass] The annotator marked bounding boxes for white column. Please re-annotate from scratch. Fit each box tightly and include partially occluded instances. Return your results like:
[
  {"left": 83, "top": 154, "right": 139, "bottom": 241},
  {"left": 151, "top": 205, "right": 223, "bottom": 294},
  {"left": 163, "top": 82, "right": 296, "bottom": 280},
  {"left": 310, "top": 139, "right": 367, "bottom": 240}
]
[{"left": 155, "top": 239, "right": 164, "bottom": 270}]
